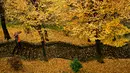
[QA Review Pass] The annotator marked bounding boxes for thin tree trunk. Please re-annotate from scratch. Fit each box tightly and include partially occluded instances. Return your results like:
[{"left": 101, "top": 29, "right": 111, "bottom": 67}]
[
  {"left": 95, "top": 29, "right": 104, "bottom": 63},
  {"left": 38, "top": 28, "right": 48, "bottom": 61},
  {"left": 30, "top": 0, "right": 48, "bottom": 61},
  {"left": 0, "top": 1, "right": 11, "bottom": 40},
  {"left": 95, "top": 39, "right": 102, "bottom": 57}
]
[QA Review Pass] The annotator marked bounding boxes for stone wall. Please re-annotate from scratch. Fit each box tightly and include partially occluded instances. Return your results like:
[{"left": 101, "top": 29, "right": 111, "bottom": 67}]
[{"left": 0, "top": 40, "right": 130, "bottom": 61}]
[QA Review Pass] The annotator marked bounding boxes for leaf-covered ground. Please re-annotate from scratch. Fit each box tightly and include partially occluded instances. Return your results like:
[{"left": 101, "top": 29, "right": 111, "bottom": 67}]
[
  {"left": 0, "top": 57, "right": 130, "bottom": 73},
  {"left": 0, "top": 27, "right": 130, "bottom": 73},
  {"left": 0, "top": 27, "right": 93, "bottom": 45}
]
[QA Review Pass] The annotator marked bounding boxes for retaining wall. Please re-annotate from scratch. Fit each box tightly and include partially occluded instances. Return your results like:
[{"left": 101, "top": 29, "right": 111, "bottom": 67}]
[{"left": 0, "top": 40, "right": 130, "bottom": 61}]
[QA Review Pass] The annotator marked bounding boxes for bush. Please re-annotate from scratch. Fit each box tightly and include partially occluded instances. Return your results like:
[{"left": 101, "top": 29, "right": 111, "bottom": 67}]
[
  {"left": 7, "top": 56, "right": 23, "bottom": 71},
  {"left": 70, "top": 58, "right": 82, "bottom": 73}
]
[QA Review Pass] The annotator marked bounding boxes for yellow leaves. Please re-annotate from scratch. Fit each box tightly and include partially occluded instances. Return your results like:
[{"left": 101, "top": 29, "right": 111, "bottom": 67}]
[
  {"left": 64, "top": 24, "right": 97, "bottom": 42},
  {"left": 105, "top": 19, "right": 130, "bottom": 35},
  {"left": 47, "top": 7, "right": 57, "bottom": 13},
  {"left": 4, "top": 0, "right": 130, "bottom": 47},
  {"left": 100, "top": 19, "right": 130, "bottom": 47},
  {"left": 5, "top": 0, "right": 30, "bottom": 22},
  {"left": 5, "top": 0, "right": 27, "bottom": 11},
  {"left": 105, "top": 19, "right": 120, "bottom": 33},
  {"left": 5, "top": 0, "right": 61, "bottom": 27},
  {"left": 103, "top": 37, "right": 128, "bottom": 47},
  {"left": 17, "top": 0, "right": 27, "bottom": 10},
  {"left": 64, "top": 18, "right": 130, "bottom": 47}
]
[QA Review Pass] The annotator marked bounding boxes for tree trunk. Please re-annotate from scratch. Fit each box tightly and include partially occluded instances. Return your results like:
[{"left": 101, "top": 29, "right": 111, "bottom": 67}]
[
  {"left": 41, "top": 40, "right": 48, "bottom": 61},
  {"left": 35, "top": 25, "right": 47, "bottom": 61},
  {"left": 38, "top": 29, "right": 48, "bottom": 61},
  {"left": 95, "top": 29, "right": 104, "bottom": 63},
  {"left": 0, "top": 1, "right": 11, "bottom": 40},
  {"left": 95, "top": 40, "right": 102, "bottom": 57},
  {"left": 30, "top": 0, "right": 48, "bottom": 61}
]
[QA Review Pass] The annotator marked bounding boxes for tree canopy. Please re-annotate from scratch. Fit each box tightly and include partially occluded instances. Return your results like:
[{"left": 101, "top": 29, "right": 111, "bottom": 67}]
[
  {"left": 4, "top": 0, "right": 130, "bottom": 47},
  {"left": 59, "top": 0, "right": 130, "bottom": 47}
]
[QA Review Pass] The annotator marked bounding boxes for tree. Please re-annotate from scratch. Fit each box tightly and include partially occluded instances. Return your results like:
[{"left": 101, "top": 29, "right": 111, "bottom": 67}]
[
  {"left": 29, "top": 0, "right": 48, "bottom": 61},
  {"left": 59, "top": 0, "right": 130, "bottom": 62},
  {"left": 5, "top": 0, "right": 62, "bottom": 61},
  {"left": 4, "top": 0, "right": 130, "bottom": 62},
  {"left": 0, "top": 0, "right": 11, "bottom": 40}
]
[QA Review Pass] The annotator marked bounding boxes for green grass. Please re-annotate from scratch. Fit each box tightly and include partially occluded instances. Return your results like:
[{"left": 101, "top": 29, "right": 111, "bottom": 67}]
[
  {"left": 0, "top": 21, "right": 64, "bottom": 31},
  {"left": 43, "top": 24, "right": 64, "bottom": 31},
  {"left": 0, "top": 21, "right": 19, "bottom": 27}
]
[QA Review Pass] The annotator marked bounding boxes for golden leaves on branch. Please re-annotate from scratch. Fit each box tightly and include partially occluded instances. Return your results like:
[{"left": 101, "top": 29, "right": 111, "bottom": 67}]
[{"left": 4, "top": 0, "right": 130, "bottom": 47}]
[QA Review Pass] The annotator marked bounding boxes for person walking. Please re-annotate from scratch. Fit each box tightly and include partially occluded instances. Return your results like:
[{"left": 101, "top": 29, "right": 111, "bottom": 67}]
[{"left": 12, "top": 31, "right": 22, "bottom": 55}]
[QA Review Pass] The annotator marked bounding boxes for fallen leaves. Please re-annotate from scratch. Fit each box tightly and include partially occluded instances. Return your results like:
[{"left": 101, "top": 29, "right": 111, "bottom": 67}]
[{"left": 0, "top": 58, "right": 130, "bottom": 73}]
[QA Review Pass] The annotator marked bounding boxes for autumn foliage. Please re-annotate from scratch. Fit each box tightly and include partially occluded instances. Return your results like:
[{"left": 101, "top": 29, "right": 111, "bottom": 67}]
[{"left": 3, "top": 0, "right": 130, "bottom": 47}]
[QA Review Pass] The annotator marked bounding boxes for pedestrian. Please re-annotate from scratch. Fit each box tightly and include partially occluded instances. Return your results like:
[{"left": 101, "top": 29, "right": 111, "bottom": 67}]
[{"left": 12, "top": 31, "right": 22, "bottom": 55}]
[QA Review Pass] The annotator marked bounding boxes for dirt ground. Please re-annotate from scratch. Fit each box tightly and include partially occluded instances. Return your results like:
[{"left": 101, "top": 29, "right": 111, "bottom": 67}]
[{"left": 0, "top": 57, "right": 130, "bottom": 73}]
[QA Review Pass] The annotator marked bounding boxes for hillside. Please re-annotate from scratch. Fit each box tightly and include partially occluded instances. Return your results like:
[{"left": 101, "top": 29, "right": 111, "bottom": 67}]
[
  {"left": 0, "top": 27, "right": 93, "bottom": 45},
  {"left": 0, "top": 58, "right": 130, "bottom": 73},
  {"left": 0, "top": 27, "right": 130, "bottom": 73}
]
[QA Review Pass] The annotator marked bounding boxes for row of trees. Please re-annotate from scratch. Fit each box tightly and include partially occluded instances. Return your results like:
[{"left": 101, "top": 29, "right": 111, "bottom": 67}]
[
  {"left": 1, "top": 0, "right": 130, "bottom": 62},
  {"left": 2, "top": 0, "right": 130, "bottom": 46}
]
